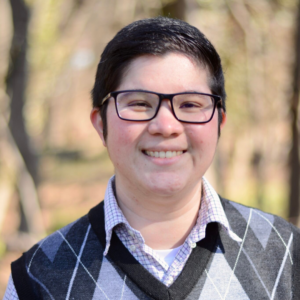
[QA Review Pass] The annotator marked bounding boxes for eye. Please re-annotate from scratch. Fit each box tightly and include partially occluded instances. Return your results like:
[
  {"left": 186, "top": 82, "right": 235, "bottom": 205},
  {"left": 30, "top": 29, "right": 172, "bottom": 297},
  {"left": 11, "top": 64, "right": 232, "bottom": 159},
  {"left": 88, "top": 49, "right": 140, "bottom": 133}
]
[
  {"left": 179, "top": 101, "right": 202, "bottom": 109},
  {"left": 126, "top": 100, "right": 153, "bottom": 108}
]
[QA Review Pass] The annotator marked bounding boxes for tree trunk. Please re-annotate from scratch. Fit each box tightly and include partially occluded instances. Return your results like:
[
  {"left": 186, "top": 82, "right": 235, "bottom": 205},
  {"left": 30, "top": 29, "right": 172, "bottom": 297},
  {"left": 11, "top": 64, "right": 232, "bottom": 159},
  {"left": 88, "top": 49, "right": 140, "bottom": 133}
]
[
  {"left": 6, "top": 0, "right": 40, "bottom": 232},
  {"left": 288, "top": 1, "right": 300, "bottom": 226},
  {"left": 6, "top": 0, "right": 38, "bottom": 185}
]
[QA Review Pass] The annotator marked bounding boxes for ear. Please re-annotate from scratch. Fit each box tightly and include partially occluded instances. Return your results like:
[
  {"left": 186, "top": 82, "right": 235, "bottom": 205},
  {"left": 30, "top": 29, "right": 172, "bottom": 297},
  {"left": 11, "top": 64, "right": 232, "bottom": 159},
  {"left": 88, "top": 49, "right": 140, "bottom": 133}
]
[
  {"left": 90, "top": 108, "right": 106, "bottom": 147},
  {"left": 220, "top": 110, "right": 227, "bottom": 130}
]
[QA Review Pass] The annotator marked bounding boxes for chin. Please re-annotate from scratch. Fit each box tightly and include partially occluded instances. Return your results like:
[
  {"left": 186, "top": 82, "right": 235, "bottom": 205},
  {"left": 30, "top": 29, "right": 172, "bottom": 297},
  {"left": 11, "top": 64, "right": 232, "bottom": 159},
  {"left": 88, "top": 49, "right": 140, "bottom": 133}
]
[{"left": 144, "top": 174, "right": 188, "bottom": 196}]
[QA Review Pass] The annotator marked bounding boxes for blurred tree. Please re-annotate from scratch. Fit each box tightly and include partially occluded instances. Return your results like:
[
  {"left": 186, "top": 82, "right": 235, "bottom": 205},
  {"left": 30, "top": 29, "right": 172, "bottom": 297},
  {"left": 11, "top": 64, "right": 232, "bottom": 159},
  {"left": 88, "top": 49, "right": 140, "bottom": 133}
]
[
  {"left": 224, "top": 0, "right": 266, "bottom": 207},
  {"left": 288, "top": 0, "right": 300, "bottom": 226},
  {"left": 5, "top": 0, "right": 43, "bottom": 236},
  {"left": 6, "top": 0, "right": 38, "bottom": 185}
]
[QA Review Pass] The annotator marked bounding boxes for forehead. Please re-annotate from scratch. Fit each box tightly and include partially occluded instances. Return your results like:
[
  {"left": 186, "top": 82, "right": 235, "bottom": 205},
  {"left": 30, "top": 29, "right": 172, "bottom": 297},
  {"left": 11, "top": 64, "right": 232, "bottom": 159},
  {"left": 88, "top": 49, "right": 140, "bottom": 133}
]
[{"left": 117, "top": 52, "right": 211, "bottom": 94}]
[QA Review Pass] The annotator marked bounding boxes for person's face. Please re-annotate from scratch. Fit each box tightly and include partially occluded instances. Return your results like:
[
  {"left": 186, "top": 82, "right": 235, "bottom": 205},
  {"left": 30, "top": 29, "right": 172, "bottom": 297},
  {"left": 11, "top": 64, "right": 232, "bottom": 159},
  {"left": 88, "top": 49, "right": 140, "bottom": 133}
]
[{"left": 91, "top": 52, "right": 226, "bottom": 197}]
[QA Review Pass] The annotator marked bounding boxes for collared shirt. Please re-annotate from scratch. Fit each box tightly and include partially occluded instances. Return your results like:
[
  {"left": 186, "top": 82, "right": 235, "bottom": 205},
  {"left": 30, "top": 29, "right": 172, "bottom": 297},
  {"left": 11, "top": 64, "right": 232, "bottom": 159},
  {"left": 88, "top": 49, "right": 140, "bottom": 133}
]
[
  {"left": 4, "top": 176, "right": 241, "bottom": 299},
  {"left": 104, "top": 176, "right": 241, "bottom": 287}
]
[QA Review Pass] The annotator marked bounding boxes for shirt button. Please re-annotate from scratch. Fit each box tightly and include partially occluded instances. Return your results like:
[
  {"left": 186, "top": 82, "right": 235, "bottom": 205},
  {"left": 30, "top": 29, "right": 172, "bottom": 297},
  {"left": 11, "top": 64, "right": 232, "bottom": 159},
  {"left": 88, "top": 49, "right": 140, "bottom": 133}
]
[
  {"left": 129, "top": 245, "right": 136, "bottom": 252},
  {"left": 128, "top": 230, "right": 134, "bottom": 237},
  {"left": 190, "top": 242, "right": 196, "bottom": 248}
]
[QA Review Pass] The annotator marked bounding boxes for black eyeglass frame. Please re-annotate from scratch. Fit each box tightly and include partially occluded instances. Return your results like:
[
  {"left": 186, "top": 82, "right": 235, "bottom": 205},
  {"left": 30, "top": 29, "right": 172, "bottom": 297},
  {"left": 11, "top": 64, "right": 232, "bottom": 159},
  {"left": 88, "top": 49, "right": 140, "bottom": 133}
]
[{"left": 100, "top": 90, "right": 222, "bottom": 124}]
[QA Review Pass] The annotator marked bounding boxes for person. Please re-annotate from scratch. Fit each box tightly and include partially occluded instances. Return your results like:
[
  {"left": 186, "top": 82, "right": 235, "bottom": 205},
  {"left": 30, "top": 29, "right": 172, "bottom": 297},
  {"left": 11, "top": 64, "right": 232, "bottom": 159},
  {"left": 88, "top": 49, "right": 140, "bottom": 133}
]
[{"left": 4, "top": 17, "right": 300, "bottom": 300}]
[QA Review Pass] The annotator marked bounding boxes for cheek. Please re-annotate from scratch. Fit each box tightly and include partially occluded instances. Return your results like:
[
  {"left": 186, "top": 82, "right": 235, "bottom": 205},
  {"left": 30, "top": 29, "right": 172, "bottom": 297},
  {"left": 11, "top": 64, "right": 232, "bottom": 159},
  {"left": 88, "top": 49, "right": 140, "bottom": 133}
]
[
  {"left": 106, "top": 113, "right": 144, "bottom": 161},
  {"left": 186, "top": 122, "right": 219, "bottom": 152},
  {"left": 109, "top": 123, "right": 141, "bottom": 147},
  {"left": 107, "top": 124, "right": 130, "bottom": 159}
]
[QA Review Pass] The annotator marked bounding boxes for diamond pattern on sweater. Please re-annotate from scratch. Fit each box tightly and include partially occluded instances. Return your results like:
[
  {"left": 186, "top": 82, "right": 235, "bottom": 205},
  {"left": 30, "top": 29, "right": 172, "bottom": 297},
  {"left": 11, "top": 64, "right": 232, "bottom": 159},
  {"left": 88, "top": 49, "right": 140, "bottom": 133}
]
[
  {"left": 40, "top": 220, "right": 76, "bottom": 262},
  {"left": 7, "top": 198, "right": 299, "bottom": 300},
  {"left": 92, "top": 256, "right": 139, "bottom": 300},
  {"left": 230, "top": 202, "right": 274, "bottom": 249},
  {"left": 200, "top": 248, "right": 250, "bottom": 300}
]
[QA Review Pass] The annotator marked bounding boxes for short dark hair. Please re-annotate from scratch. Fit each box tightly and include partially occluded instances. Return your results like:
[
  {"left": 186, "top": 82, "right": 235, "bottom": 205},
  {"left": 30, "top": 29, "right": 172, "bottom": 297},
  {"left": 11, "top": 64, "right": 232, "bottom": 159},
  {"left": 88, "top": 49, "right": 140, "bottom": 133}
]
[{"left": 91, "top": 17, "right": 226, "bottom": 139}]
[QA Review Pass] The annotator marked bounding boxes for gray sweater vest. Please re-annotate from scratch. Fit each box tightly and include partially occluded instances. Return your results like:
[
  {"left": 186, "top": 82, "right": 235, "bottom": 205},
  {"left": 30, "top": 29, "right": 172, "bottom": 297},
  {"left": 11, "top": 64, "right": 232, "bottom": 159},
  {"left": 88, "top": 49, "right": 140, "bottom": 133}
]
[{"left": 11, "top": 198, "right": 300, "bottom": 300}]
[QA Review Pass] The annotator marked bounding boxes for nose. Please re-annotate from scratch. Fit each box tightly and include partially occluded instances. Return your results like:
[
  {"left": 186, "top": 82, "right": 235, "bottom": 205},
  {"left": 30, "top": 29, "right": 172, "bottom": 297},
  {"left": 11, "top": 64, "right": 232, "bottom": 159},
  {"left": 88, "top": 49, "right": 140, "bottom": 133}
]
[{"left": 147, "top": 100, "right": 184, "bottom": 137}]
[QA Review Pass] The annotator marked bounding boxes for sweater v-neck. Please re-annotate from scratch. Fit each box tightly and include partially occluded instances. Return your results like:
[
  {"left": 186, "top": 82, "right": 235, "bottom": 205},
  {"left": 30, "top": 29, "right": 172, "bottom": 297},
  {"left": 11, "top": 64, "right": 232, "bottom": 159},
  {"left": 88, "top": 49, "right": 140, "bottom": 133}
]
[{"left": 88, "top": 201, "right": 219, "bottom": 300}]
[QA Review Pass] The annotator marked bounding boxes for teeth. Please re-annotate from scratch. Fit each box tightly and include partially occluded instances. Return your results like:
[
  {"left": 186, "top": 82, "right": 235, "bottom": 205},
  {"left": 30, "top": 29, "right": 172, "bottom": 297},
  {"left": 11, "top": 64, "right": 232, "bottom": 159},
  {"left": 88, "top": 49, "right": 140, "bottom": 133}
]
[
  {"left": 160, "top": 152, "right": 166, "bottom": 158},
  {"left": 145, "top": 150, "right": 183, "bottom": 158}
]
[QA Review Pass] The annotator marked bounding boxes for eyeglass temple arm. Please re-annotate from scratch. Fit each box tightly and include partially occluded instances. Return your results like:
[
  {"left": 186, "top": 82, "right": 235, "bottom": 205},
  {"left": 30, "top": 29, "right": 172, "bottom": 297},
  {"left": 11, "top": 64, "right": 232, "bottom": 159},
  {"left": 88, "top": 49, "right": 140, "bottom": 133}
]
[{"left": 101, "top": 93, "right": 111, "bottom": 106}]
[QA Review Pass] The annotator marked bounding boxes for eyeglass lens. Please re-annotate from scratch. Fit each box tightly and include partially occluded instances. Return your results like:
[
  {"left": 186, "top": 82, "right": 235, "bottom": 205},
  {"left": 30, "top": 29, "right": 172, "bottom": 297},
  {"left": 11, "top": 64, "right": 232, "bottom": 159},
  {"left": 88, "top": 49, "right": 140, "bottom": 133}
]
[{"left": 116, "top": 91, "right": 215, "bottom": 122}]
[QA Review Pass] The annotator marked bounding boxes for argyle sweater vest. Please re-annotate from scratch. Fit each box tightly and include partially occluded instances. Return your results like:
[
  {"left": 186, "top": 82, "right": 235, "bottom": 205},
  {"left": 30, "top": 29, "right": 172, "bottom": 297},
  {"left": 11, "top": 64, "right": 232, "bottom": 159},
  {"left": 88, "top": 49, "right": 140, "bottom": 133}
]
[{"left": 11, "top": 198, "right": 300, "bottom": 300}]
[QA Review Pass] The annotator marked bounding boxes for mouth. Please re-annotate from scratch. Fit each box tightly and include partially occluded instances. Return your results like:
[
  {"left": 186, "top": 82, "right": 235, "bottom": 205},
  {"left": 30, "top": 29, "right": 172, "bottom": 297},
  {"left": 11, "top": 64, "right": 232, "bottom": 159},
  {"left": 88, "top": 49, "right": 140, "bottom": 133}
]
[{"left": 143, "top": 150, "right": 185, "bottom": 158}]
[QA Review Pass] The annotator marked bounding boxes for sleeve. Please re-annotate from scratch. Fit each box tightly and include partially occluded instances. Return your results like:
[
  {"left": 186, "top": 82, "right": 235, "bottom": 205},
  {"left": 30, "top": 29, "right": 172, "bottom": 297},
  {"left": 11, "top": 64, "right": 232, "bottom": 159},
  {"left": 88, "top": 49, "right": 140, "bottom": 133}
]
[{"left": 3, "top": 275, "right": 20, "bottom": 300}]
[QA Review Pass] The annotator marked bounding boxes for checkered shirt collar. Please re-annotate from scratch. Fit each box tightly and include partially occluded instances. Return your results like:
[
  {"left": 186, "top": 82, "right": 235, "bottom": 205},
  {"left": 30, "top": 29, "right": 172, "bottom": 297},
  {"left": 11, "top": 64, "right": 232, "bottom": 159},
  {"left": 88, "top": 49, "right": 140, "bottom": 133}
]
[
  {"left": 103, "top": 176, "right": 241, "bottom": 255},
  {"left": 195, "top": 177, "right": 241, "bottom": 243}
]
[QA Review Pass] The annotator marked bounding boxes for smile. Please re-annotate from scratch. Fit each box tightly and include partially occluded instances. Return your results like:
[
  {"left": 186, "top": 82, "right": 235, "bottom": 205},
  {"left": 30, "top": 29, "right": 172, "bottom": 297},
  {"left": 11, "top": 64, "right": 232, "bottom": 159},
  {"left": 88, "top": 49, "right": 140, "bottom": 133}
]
[{"left": 144, "top": 150, "right": 184, "bottom": 158}]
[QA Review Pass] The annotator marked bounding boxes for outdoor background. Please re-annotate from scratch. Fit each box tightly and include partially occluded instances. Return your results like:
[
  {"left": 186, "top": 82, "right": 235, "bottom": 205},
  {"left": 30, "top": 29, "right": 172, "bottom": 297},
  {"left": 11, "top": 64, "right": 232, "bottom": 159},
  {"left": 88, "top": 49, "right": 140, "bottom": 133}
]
[{"left": 1, "top": 0, "right": 300, "bottom": 297}]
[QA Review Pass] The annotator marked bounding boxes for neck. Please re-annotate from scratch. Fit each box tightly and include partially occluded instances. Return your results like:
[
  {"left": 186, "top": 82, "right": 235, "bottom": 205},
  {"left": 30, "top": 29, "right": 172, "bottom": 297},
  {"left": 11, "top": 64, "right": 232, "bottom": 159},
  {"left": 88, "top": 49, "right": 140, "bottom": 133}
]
[{"left": 115, "top": 177, "right": 202, "bottom": 250}]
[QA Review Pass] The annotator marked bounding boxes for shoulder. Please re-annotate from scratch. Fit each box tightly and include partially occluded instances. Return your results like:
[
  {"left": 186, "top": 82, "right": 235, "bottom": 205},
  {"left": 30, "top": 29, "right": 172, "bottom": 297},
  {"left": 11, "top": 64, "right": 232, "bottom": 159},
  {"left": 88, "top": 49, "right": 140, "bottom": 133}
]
[
  {"left": 12, "top": 213, "right": 91, "bottom": 268},
  {"left": 29, "top": 214, "right": 92, "bottom": 259},
  {"left": 16, "top": 200, "right": 105, "bottom": 265},
  {"left": 219, "top": 196, "right": 298, "bottom": 230},
  {"left": 14, "top": 208, "right": 105, "bottom": 265},
  {"left": 219, "top": 196, "right": 300, "bottom": 246}
]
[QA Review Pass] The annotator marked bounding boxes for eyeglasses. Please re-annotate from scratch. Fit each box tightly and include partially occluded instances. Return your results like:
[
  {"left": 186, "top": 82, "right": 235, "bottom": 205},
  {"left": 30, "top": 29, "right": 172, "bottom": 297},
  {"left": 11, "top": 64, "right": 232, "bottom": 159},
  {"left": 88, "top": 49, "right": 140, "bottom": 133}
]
[{"left": 101, "top": 90, "right": 222, "bottom": 123}]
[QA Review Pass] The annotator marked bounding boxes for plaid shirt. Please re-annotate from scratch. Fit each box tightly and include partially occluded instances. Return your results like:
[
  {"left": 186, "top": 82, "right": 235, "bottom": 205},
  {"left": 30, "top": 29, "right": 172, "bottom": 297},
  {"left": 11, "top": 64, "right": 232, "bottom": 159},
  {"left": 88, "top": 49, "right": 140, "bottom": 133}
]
[{"left": 104, "top": 176, "right": 241, "bottom": 287}]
